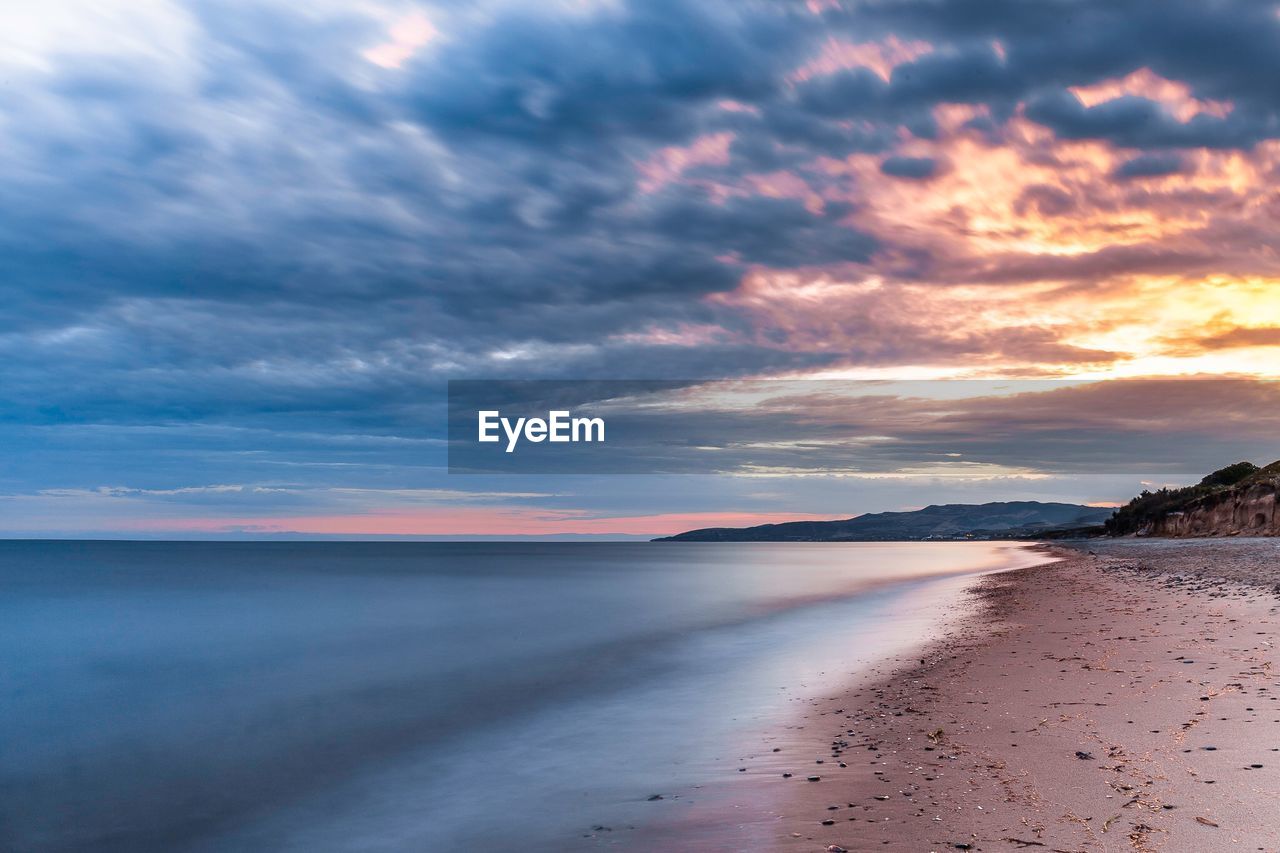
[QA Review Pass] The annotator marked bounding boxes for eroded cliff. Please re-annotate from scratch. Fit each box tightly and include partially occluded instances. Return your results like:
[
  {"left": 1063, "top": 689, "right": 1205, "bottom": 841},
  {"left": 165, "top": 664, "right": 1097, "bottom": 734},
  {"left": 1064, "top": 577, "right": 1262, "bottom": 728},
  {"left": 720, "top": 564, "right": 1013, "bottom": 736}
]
[
  {"left": 1106, "top": 461, "right": 1280, "bottom": 538},
  {"left": 1146, "top": 477, "right": 1280, "bottom": 537}
]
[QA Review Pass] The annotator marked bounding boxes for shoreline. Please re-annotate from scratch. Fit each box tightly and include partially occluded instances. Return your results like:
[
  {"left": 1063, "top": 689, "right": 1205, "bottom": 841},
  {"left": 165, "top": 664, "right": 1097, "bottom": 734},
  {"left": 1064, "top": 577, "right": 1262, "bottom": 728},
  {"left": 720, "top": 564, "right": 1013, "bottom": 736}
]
[{"left": 772, "top": 540, "right": 1280, "bottom": 852}]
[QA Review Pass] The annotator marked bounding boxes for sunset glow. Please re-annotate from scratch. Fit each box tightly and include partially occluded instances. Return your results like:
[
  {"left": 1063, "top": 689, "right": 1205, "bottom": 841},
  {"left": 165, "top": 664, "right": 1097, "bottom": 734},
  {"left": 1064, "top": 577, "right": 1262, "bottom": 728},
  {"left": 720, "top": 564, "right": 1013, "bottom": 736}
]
[{"left": 119, "top": 509, "right": 851, "bottom": 538}]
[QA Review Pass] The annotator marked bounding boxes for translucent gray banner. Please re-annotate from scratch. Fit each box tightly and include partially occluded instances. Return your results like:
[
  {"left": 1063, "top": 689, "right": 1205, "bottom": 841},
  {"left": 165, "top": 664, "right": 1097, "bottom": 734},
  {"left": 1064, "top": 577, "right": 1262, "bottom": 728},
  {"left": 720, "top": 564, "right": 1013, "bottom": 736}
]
[{"left": 447, "top": 378, "right": 1280, "bottom": 475}]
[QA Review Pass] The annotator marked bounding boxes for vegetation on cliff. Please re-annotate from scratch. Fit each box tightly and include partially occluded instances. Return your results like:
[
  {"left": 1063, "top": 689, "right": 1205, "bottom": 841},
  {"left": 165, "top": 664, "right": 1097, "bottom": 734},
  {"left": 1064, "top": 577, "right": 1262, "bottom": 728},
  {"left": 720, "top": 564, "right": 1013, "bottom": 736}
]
[{"left": 1105, "top": 461, "right": 1280, "bottom": 536}]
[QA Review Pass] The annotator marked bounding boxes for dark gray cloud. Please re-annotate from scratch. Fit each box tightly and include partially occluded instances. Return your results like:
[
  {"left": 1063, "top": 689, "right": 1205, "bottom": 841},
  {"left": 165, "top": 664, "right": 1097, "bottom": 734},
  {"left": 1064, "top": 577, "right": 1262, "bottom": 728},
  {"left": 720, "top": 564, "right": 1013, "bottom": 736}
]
[
  {"left": 816, "top": 0, "right": 1280, "bottom": 149},
  {"left": 1112, "top": 152, "right": 1188, "bottom": 180},
  {"left": 397, "top": 0, "right": 813, "bottom": 145},
  {"left": 1026, "top": 92, "right": 1269, "bottom": 150},
  {"left": 879, "top": 155, "right": 941, "bottom": 179}
]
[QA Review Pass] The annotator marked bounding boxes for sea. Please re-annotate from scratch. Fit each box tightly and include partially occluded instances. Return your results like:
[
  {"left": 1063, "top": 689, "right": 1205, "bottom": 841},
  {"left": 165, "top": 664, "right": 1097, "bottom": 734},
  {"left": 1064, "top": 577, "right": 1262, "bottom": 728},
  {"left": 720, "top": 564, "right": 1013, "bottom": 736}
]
[{"left": 0, "top": 540, "right": 1050, "bottom": 852}]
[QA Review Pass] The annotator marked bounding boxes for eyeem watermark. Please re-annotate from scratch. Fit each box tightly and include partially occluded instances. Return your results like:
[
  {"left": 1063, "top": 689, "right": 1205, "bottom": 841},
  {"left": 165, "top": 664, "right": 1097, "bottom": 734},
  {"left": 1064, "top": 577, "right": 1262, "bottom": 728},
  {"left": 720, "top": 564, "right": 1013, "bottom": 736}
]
[{"left": 478, "top": 410, "right": 605, "bottom": 453}]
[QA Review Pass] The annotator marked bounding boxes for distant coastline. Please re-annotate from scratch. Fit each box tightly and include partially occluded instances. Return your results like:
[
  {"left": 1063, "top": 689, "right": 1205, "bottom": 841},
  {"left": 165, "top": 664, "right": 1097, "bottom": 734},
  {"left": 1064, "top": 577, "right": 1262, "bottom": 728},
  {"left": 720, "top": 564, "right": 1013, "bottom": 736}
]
[
  {"left": 659, "top": 460, "right": 1280, "bottom": 543},
  {"left": 654, "top": 500, "right": 1111, "bottom": 542}
]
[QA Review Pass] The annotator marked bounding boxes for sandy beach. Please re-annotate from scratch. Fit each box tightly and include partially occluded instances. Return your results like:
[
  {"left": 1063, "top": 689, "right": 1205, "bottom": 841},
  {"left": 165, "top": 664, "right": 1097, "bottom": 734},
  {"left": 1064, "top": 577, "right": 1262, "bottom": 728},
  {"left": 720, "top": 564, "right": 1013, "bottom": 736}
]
[{"left": 774, "top": 539, "right": 1280, "bottom": 852}]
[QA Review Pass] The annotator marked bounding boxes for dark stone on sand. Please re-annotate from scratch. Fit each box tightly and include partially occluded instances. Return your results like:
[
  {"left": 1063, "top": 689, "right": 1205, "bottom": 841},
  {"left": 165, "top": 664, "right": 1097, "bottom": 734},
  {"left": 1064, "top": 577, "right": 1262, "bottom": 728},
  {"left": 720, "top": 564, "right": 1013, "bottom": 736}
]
[
  {"left": 782, "top": 773, "right": 792, "bottom": 778},
  {"left": 807, "top": 775, "right": 821, "bottom": 782},
  {"left": 821, "top": 819, "right": 836, "bottom": 825},
  {"left": 1075, "top": 751, "right": 1094, "bottom": 760},
  {"left": 647, "top": 794, "right": 663, "bottom": 801}
]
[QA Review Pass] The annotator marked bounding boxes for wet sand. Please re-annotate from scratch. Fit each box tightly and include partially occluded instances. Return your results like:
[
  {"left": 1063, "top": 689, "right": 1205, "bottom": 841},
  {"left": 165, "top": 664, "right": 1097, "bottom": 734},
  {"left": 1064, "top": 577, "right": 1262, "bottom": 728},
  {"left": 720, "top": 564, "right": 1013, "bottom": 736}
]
[{"left": 773, "top": 540, "right": 1280, "bottom": 852}]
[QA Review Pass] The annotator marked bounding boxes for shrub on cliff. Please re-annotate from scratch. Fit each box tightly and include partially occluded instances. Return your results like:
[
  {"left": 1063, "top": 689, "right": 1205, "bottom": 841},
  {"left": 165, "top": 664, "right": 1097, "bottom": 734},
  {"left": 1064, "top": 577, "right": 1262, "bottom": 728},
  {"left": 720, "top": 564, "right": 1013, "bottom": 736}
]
[
  {"left": 1198, "top": 461, "right": 1259, "bottom": 488},
  {"left": 1105, "top": 461, "right": 1273, "bottom": 535}
]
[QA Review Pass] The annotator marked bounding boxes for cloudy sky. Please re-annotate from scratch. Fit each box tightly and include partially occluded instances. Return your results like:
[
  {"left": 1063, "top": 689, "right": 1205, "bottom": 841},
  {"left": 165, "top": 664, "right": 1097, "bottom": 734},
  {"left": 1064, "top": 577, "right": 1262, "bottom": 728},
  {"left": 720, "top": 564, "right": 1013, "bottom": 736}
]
[{"left": 3, "top": 0, "right": 1280, "bottom": 537}]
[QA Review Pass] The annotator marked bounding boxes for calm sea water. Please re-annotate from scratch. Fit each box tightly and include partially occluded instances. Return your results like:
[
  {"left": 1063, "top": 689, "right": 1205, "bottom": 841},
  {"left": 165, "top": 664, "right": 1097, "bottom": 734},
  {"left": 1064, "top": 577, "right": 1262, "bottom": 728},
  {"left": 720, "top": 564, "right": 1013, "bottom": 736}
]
[{"left": 0, "top": 540, "right": 1047, "bottom": 852}]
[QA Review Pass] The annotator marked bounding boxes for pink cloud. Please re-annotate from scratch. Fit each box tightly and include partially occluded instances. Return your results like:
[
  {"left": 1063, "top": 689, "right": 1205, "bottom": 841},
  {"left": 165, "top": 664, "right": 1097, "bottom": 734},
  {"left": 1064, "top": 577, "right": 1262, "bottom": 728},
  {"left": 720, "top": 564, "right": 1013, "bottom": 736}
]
[
  {"left": 789, "top": 35, "right": 933, "bottom": 84},
  {"left": 636, "top": 132, "right": 733, "bottom": 193},
  {"left": 610, "top": 321, "right": 737, "bottom": 347},
  {"left": 363, "top": 12, "right": 438, "bottom": 70},
  {"left": 121, "top": 508, "right": 848, "bottom": 537}
]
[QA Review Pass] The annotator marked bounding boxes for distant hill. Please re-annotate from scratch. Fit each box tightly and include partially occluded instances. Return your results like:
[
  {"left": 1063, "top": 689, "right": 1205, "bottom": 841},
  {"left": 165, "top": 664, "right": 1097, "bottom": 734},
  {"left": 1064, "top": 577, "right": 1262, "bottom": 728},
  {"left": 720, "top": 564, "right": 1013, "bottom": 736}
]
[
  {"left": 1105, "top": 460, "right": 1280, "bottom": 537},
  {"left": 654, "top": 501, "right": 1114, "bottom": 542}
]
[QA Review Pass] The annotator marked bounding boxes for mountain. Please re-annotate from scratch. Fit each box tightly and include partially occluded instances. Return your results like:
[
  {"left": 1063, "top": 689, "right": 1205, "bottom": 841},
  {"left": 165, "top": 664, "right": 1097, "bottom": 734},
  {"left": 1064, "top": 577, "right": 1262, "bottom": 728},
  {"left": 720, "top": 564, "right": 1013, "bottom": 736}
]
[
  {"left": 654, "top": 501, "right": 1114, "bottom": 542},
  {"left": 1105, "top": 460, "right": 1280, "bottom": 537}
]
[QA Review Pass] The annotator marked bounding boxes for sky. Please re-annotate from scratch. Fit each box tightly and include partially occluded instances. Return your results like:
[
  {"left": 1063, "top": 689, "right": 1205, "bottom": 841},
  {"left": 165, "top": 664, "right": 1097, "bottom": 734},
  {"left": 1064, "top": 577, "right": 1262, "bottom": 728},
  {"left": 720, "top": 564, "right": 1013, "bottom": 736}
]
[{"left": 3, "top": 0, "right": 1280, "bottom": 538}]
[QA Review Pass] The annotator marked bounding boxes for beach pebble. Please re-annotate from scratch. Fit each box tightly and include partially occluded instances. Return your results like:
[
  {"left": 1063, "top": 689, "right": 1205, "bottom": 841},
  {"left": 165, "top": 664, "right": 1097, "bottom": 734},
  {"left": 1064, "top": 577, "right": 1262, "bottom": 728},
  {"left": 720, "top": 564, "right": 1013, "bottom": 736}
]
[{"left": 807, "top": 775, "right": 821, "bottom": 782}]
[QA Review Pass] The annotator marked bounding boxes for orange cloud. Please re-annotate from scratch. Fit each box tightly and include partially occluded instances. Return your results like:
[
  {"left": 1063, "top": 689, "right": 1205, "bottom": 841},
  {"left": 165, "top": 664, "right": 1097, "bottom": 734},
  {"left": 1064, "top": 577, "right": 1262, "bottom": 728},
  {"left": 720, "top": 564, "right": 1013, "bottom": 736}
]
[{"left": 687, "top": 86, "right": 1280, "bottom": 378}]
